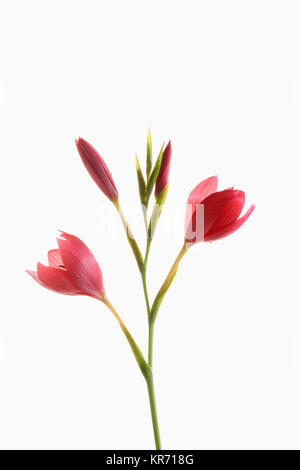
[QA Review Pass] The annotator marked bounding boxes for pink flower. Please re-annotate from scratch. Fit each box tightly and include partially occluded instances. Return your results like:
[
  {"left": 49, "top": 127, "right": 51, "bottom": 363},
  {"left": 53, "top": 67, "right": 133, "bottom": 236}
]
[
  {"left": 75, "top": 137, "right": 118, "bottom": 202},
  {"left": 155, "top": 140, "right": 172, "bottom": 197},
  {"left": 27, "top": 232, "right": 105, "bottom": 299},
  {"left": 185, "top": 176, "right": 255, "bottom": 244}
]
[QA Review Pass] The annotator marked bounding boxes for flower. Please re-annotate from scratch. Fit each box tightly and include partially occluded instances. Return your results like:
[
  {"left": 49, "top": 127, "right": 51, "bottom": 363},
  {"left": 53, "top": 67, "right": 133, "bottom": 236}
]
[
  {"left": 27, "top": 232, "right": 105, "bottom": 299},
  {"left": 185, "top": 176, "right": 255, "bottom": 244},
  {"left": 75, "top": 137, "right": 118, "bottom": 202},
  {"left": 155, "top": 140, "right": 172, "bottom": 197}
]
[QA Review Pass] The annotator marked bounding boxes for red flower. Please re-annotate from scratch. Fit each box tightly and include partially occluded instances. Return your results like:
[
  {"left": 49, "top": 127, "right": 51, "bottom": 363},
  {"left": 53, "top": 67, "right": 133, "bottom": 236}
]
[
  {"left": 155, "top": 140, "right": 172, "bottom": 197},
  {"left": 75, "top": 137, "right": 118, "bottom": 202},
  {"left": 185, "top": 176, "right": 255, "bottom": 244},
  {"left": 27, "top": 232, "right": 105, "bottom": 299}
]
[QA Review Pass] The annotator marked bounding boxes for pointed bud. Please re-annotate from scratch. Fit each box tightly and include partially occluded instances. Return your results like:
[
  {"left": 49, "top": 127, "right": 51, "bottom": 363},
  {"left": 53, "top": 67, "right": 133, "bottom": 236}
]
[
  {"left": 135, "top": 155, "right": 146, "bottom": 205},
  {"left": 145, "top": 142, "right": 164, "bottom": 206},
  {"left": 155, "top": 140, "right": 172, "bottom": 197},
  {"left": 75, "top": 137, "right": 119, "bottom": 202},
  {"left": 146, "top": 128, "right": 152, "bottom": 181},
  {"left": 184, "top": 176, "right": 255, "bottom": 244}
]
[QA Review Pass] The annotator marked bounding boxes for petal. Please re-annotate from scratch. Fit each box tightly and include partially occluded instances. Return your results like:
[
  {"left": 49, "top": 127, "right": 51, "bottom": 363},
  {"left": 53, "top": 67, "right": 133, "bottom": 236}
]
[
  {"left": 47, "top": 249, "right": 64, "bottom": 267},
  {"left": 57, "top": 232, "right": 105, "bottom": 298},
  {"left": 26, "top": 269, "right": 45, "bottom": 287},
  {"left": 187, "top": 176, "right": 218, "bottom": 206},
  {"left": 185, "top": 187, "right": 238, "bottom": 244},
  {"left": 185, "top": 176, "right": 218, "bottom": 239},
  {"left": 204, "top": 204, "right": 255, "bottom": 242},
  {"left": 207, "top": 191, "right": 245, "bottom": 234},
  {"left": 36, "top": 263, "right": 82, "bottom": 295},
  {"left": 184, "top": 202, "right": 205, "bottom": 244},
  {"left": 201, "top": 189, "right": 242, "bottom": 235}
]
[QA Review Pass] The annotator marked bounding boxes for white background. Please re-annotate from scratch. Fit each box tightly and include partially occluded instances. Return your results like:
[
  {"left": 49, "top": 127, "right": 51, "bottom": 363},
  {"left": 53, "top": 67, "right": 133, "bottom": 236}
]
[{"left": 0, "top": 0, "right": 300, "bottom": 450}]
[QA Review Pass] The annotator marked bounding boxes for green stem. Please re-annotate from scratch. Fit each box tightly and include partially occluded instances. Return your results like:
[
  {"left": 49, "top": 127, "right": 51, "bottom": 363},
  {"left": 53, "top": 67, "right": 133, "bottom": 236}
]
[
  {"left": 144, "top": 244, "right": 189, "bottom": 449},
  {"left": 102, "top": 297, "right": 161, "bottom": 448},
  {"left": 146, "top": 371, "right": 161, "bottom": 449},
  {"left": 139, "top": 205, "right": 161, "bottom": 448},
  {"left": 141, "top": 208, "right": 152, "bottom": 317},
  {"left": 144, "top": 237, "right": 151, "bottom": 266},
  {"left": 115, "top": 199, "right": 165, "bottom": 448},
  {"left": 148, "top": 319, "right": 154, "bottom": 368},
  {"left": 142, "top": 269, "right": 151, "bottom": 316},
  {"left": 149, "top": 242, "right": 188, "bottom": 326}
]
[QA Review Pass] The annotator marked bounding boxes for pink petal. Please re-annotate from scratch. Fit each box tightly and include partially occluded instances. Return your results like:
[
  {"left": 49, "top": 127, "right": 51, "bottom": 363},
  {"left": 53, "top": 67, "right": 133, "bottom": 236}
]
[
  {"left": 185, "top": 176, "right": 218, "bottom": 238},
  {"left": 57, "top": 232, "right": 105, "bottom": 298},
  {"left": 26, "top": 269, "right": 45, "bottom": 287},
  {"left": 187, "top": 176, "right": 218, "bottom": 206},
  {"left": 36, "top": 263, "right": 82, "bottom": 295},
  {"left": 48, "top": 249, "right": 64, "bottom": 267},
  {"left": 207, "top": 191, "right": 245, "bottom": 234},
  {"left": 204, "top": 204, "right": 255, "bottom": 242},
  {"left": 201, "top": 189, "right": 242, "bottom": 235},
  {"left": 185, "top": 187, "right": 238, "bottom": 243}
]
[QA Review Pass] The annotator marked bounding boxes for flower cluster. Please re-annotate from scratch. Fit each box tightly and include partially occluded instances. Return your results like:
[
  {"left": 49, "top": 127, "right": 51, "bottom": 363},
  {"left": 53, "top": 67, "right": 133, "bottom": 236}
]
[{"left": 27, "top": 130, "right": 254, "bottom": 449}]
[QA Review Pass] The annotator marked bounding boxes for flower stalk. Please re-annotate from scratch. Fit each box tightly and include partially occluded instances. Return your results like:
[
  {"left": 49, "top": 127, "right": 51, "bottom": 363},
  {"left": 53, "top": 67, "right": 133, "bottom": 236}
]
[
  {"left": 146, "top": 370, "right": 161, "bottom": 450},
  {"left": 113, "top": 200, "right": 144, "bottom": 273},
  {"left": 102, "top": 297, "right": 149, "bottom": 379}
]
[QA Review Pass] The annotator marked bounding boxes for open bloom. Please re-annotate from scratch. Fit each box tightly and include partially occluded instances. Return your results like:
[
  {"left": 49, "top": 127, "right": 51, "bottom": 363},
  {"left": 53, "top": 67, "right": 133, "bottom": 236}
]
[
  {"left": 27, "top": 232, "right": 105, "bottom": 299},
  {"left": 185, "top": 176, "right": 255, "bottom": 244},
  {"left": 155, "top": 140, "right": 172, "bottom": 197},
  {"left": 75, "top": 137, "right": 118, "bottom": 202}
]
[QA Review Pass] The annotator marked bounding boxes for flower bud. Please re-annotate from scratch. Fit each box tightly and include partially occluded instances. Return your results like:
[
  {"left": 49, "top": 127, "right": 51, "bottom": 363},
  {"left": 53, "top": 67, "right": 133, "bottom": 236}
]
[
  {"left": 155, "top": 140, "right": 172, "bottom": 198},
  {"left": 27, "top": 232, "right": 105, "bottom": 299},
  {"left": 75, "top": 137, "right": 118, "bottom": 202},
  {"left": 185, "top": 176, "right": 255, "bottom": 244}
]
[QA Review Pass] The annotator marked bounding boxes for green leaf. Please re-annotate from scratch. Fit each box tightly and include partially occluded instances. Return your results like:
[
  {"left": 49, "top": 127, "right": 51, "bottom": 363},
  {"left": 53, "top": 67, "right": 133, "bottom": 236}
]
[
  {"left": 135, "top": 155, "right": 146, "bottom": 205},
  {"left": 150, "top": 267, "right": 178, "bottom": 323},
  {"left": 126, "top": 231, "right": 144, "bottom": 273},
  {"left": 120, "top": 323, "right": 150, "bottom": 380},
  {"left": 145, "top": 142, "right": 164, "bottom": 205},
  {"left": 146, "top": 128, "right": 152, "bottom": 182}
]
